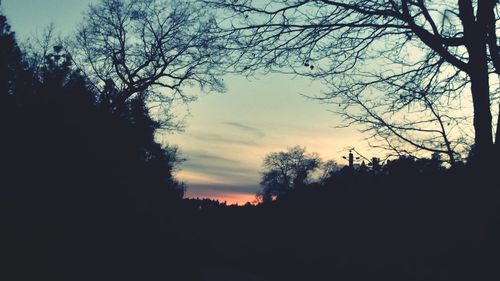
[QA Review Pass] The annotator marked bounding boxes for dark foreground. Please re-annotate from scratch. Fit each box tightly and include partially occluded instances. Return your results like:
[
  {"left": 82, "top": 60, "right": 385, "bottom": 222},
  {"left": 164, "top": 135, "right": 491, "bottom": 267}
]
[{"left": 3, "top": 170, "right": 500, "bottom": 281}]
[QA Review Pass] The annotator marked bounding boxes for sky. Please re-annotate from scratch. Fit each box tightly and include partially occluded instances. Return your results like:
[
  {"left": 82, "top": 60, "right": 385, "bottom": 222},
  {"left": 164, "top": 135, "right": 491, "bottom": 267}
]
[{"left": 2, "top": 0, "right": 366, "bottom": 204}]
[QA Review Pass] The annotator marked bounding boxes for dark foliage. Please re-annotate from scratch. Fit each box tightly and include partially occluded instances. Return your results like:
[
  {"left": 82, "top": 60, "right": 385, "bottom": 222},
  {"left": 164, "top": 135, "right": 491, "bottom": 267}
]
[
  {"left": 0, "top": 13, "right": 185, "bottom": 279},
  {"left": 177, "top": 164, "right": 500, "bottom": 281}
]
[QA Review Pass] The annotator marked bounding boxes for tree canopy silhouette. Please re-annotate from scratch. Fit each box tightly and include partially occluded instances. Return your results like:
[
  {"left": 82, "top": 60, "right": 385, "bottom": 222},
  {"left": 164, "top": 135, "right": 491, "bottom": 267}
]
[
  {"left": 258, "top": 146, "right": 321, "bottom": 202},
  {"left": 0, "top": 12, "right": 23, "bottom": 97},
  {"left": 0, "top": 9, "right": 187, "bottom": 277}
]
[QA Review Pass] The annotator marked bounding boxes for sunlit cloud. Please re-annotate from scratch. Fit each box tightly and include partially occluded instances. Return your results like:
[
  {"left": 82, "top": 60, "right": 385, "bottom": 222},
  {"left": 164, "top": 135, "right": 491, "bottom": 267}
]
[{"left": 180, "top": 162, "right": 259, "bottom": 184}]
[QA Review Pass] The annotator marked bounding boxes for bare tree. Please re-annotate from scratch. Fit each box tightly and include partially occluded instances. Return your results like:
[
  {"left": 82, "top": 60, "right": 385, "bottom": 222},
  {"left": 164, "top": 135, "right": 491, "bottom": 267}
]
[
  {"left": 258, "top": 146, "right": 321, "bottom": 202},
  {"left": 70, "top": 0, "right": 227, "bottom": 127},
  {"left": 334, "top": 85, "right": 473, "bottom": 164},
  {"left": 21, "top": 24, "right": 60, "bottom": 76},
  {"left": 204, "top": 0, "right": 499, "bottom": 164},
  {"left": 319, "top": 159, "right": 341, "bottom": 183}
]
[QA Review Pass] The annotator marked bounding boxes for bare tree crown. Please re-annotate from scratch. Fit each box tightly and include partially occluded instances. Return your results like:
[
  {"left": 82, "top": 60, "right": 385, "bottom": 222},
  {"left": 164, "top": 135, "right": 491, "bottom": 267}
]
[
  {"left": 204, "top": 0, "right": 499, "bottom": 164},
  {"left": 71, "top": 0, "right": 228, "bottom": 114}
]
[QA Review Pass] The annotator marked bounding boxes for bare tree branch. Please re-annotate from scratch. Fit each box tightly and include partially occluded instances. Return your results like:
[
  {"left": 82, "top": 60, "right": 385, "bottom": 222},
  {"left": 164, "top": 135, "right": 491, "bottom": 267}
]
[
  {"left": 69, "top": 0, "right": 228, "bottom": 128},
  {"left": 204, "top": 0, "right": 499, "bottom": 163}
]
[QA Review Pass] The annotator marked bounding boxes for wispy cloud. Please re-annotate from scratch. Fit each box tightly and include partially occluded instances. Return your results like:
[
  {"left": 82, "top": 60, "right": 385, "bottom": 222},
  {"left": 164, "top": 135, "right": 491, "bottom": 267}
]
[
  {"left": 182, "top": 162, "right": 258, "bottom": 182},
  {"left": 192, "top": 132, "right": 259, "bottom": 146},
  {"left": 223, "top": 122, "right": 265, "bottom": 138},
  {"left": 186, "top": 150, "right": 240, "bottom": 165},
  {"left": 178, "top": 149, "right": 260, "bottom": 185}
]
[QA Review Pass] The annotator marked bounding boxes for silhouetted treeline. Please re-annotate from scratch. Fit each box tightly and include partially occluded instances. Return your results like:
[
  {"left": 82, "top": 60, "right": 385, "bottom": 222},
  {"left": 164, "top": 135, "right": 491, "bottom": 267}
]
[
  {"left": 176, "top": 163, "right": 500, "bottom": 281},
  {"left": 1, "top": 12, "right": 187, "bottom": 279},
  {"left": 175, "top": 151, "right": 500, "bottom": 281}
]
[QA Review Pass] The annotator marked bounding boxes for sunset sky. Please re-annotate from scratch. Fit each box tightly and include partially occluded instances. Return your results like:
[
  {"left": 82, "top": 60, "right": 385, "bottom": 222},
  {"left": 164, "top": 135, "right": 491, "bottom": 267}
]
[{"left": 2, "top": 0, "right": 367, "bottom": 204}]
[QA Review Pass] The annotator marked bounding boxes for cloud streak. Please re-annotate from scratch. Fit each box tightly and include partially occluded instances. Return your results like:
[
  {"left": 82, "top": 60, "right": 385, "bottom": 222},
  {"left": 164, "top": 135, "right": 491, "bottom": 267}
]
[
  {"left": 186, "top": 150, "right": 240, "bottom": 165},
  {"left": 191, "top": 132, "right": 259, "bottom": 146},
  {"left": 182, "top": 162, "right": 258, "bottom": 183},
  {"left": 223, "top": 122, "right": 265, "bottom": 138},
  {"left": 178, "top": 149, "right": 260, "bottom": 185}
]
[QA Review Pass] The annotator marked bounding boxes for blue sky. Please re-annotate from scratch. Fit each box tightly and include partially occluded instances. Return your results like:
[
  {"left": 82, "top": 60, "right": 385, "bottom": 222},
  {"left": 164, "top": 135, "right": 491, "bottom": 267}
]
[{"left": 2, "top": 0, "right": 365, "bottom": 204}]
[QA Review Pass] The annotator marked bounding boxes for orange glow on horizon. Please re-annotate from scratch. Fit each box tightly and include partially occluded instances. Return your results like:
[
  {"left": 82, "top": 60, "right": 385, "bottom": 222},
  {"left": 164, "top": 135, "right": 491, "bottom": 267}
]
[{"left": 185, "top": 190, "right": 257, "bottom": 206}]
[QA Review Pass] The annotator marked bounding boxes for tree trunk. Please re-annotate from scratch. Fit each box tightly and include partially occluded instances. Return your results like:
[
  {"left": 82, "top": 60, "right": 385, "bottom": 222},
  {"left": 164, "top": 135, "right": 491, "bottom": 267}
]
[
  {"left": 495, "top": 103, "right": 500, "bottom": 157},
  {"left": 469, "top": 62, "right": 493, "bottom": 164},
  {"left": 462, "top": 0, "right": 494, "bottom": 166}
]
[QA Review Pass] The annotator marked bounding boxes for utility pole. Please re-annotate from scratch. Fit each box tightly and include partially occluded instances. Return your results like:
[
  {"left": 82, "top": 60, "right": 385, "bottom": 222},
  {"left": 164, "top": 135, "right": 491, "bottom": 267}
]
[{"left": 342, "top": 149, "right": 359, "bottom": 169}]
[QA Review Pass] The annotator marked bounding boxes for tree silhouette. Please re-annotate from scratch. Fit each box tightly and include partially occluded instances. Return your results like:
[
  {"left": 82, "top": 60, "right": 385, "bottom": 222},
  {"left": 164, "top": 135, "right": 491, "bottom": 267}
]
[
  {"left": 383, "top": 153, "right": 444, "bottom": 176},
  {"left": 258, "top": 146, "right": 321, "bottom": 202},
  {"left": 340, "top": 90, "right": 469, "bottom": 165},
  {"left": 204, "top": 0, "right": 499, "bottom": 165},
  {"left": 0, "top": 11, "right": 23, "bottom": 99},
  {"left": 70, "top": 0, "right": 228, "bottom": 129},
  {"left": 0, "top": 10, "right": 187, "bottom": 275},
  {"left": 319, "top": 159, "right": 341, "bottom": 184}
]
